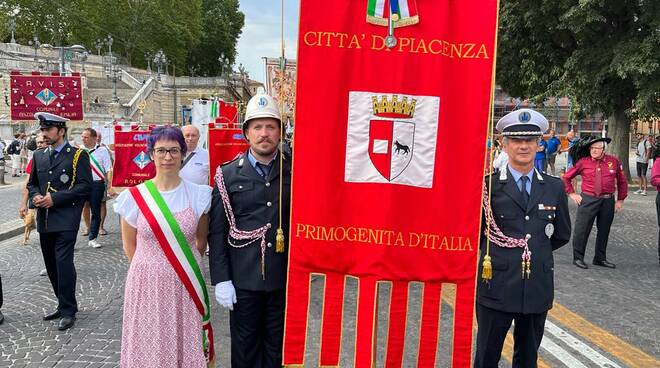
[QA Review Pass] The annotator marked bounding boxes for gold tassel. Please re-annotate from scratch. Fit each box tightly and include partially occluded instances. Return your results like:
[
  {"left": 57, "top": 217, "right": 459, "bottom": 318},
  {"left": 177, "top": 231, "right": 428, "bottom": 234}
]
[
  {"left": 481, "top": 255, "right": 492, "bottom": 281},
  {"left": 275, "top": 228, "right": 285, "bottom": 253}
]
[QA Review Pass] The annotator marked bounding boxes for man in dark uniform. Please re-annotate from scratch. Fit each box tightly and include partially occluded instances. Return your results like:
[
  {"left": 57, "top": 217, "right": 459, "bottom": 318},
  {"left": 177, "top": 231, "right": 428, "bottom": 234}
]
[
  {"left": 27, "top": 112, "right": 91, "bottom": 330},
  {"left": 208, "top": 94, "right": 291, "bottom": 367},
  {"left": 562, "top": 137, "right": 627, "bottom": 269},
  {"left": 475, "top": 109, "right": 571, "bottom": 368}
]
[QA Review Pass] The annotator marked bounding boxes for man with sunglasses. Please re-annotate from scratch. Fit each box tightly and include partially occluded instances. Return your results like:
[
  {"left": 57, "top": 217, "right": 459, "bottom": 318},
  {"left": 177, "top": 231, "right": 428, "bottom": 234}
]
[{"left": 562, "top": 137, "right": 627, "bottom": 269}]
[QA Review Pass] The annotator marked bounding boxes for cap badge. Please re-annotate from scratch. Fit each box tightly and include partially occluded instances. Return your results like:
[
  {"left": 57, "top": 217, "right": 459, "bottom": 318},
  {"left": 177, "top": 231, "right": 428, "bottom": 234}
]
[
  {"left": 257, "top": 97, "right": 268, "bottom": 108},
  {"left": 518, "top": 111, "right": 531, "bottom": 123}
]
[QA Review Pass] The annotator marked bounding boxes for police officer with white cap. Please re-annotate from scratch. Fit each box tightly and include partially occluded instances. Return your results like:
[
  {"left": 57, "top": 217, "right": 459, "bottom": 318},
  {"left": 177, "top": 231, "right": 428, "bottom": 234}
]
[
  {"left": 475, "top": 109, "right": 571, "bottom": 368},
  {"left": 27, "top": 112, "right": 92, "bottom": 331},
  {"left": 208, "top": 94, "right": 291, "bottom": 367}
]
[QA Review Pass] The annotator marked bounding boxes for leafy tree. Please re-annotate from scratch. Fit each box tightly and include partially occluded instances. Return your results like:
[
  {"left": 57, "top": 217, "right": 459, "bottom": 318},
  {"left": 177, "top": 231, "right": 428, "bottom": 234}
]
[
  {"left": 1, "top": 0, "right": 243, "bottom": 78},
  {"left": 497, "top": 0, "right": 660, "bottom": 176},
  {"left": 187, "top": 0, "right": 244, "bottom": 76}
]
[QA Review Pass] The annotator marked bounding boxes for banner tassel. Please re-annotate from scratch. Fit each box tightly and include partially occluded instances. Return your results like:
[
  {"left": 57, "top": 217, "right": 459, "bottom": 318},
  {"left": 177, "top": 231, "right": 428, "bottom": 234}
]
[
  {"left": 481, "top": 254, "right": 492, "bottom": 281},
  {"left": 276, "top": 228, "right": 285, "bottom": 253}
]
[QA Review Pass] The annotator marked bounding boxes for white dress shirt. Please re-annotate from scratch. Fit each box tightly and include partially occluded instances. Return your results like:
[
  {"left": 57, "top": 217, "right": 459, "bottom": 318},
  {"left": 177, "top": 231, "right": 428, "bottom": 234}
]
[{"left": 179, "top": 147, "right": 210, "bottom": 185}]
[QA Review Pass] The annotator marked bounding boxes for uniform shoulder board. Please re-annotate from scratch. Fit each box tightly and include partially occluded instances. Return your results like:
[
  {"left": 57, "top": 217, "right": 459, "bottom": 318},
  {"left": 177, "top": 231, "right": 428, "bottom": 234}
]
[
  {"left": 540, "top": 171, "right": 562, "bottom": 182},
  {"left": 221, "top": 152, "right": 245, "bottom": 168}
]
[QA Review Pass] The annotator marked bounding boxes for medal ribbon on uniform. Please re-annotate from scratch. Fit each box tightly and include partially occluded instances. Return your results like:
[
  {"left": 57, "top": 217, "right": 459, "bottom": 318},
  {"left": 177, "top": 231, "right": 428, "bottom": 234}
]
[{"left": 130, "top": 180, "right": 215, "bottom": 366}]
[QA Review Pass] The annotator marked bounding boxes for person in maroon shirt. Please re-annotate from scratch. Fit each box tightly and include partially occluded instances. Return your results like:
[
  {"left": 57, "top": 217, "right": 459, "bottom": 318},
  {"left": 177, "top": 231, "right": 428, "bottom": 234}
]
[
  {"left": 649, "top": 140, "right": 660, "bottom": 266},
  {"left": 562, "top": 137, "right": 627, "bottom": 269}
]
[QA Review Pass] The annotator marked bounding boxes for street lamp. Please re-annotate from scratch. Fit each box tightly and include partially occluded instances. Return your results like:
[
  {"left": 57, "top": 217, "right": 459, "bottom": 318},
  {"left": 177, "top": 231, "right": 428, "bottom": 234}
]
[
  {"left": 106, "top": 35, "right": 113, "bottom": 57},
  {"left": 8, "top": 8, "right": 19, "bottom": 44},
  {"left": 79, "top": 51, "right": 88, "bottom": 73},
  {"left": 218, "top": 53, "right": 231, "bottom": 78},
  {"left": 153, "top": 49, "right": 168, "bottom": 81},
  {"left": 28, "top": 36, "right": 41, "bottom": 68},
  {"left": 144, "top": 51, "right": 152, "bottom": 74},
  {"left": 41, "top": 43, "right": 87, "bottom": 75},
  {"left": 95, "top": 39, "right": 103, "bottom": 56}
]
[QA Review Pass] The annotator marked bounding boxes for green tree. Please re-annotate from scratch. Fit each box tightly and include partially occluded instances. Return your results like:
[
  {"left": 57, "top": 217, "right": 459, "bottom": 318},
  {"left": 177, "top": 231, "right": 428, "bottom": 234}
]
[
  {"left": 2, "top": 0, "right": 243, "bottom": 77},
  {"left": 497, "top": 0, "right": 660, "bottom": 176},
  {"left": 187, "top": 0, "right": 244, "bottom": 76}
]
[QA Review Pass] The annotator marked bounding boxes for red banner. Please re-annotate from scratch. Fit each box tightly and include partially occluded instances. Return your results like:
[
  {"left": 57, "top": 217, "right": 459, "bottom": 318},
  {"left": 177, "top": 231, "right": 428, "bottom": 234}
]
[
  {"left": 207, "top": 123, "right": 249, "bottom": 186},
  {"left": 10, "top": 72, "right": 84, "bottom": 121},
  {"left": 112, "top": 125, "right": 155, "bottom": 187},
  {"left": 218, "top": 102, "right": 238, "bottom": 124},
  {"left": 284, "top": 1, "right": 499, "bottom": 367}
]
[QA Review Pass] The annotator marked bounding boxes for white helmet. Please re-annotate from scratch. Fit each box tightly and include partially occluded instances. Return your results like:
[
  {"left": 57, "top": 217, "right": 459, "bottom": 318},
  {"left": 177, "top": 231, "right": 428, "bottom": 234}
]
[{"left": 243, "top": 94, "right": 281, "bottom": 128}]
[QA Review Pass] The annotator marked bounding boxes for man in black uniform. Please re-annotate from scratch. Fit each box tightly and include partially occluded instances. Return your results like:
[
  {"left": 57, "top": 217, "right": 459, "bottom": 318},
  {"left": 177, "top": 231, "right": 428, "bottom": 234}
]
[
  {"left": 208, "top": 94, "right": 291, "bottom": 367},
  {"left": 27, "top": 112, "right": 91, "bottom": 331},
  {"left": 475, "top": 109, "right": 571, "bottom": 368}
]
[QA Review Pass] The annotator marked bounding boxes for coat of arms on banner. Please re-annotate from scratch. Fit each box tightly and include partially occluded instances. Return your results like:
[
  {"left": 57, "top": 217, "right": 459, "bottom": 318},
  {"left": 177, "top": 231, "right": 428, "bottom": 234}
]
[{"left": 345, "top": 92, "right": 440, "bottom": 188}]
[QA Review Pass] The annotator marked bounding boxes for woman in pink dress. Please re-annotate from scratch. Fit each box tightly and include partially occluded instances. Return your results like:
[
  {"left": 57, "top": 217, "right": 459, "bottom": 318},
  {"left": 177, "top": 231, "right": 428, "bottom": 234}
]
[{"left": 114, "top": 126, "right": 213, "bottom": 367}]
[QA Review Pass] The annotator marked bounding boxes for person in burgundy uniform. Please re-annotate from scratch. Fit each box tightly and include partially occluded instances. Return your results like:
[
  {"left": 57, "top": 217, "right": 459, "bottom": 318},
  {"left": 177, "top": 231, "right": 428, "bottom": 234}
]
[{"left": 562, "top": 137, "right": 628, "bottom": 269}]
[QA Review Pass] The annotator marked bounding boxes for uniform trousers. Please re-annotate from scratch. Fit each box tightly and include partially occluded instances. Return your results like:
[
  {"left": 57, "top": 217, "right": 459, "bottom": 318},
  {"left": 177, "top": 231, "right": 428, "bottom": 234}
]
[
  {"left": 572, "top": 194, "right": 615, "bottom": 262},
  {"left": 39, "top": 231, "right": 78, "bottom": 317},
  {"left": 88, "top": 181, "right": 106, "bottom": 241},
  {"left": 230, "top": 288, "right": 285, "bottom": 368},
  {"left": 474, "top": 304, "right": 547, "bottom": 368}
]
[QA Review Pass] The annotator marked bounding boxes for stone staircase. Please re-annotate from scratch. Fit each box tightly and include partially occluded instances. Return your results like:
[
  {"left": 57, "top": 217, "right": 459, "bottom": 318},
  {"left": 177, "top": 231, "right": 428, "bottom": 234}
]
[{"left": 0, "top": 42, "right": 262, "bottom": 128}]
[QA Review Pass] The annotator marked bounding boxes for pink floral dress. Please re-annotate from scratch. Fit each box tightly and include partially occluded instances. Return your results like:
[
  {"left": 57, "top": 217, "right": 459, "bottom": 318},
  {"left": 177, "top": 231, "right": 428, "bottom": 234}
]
[{"left": 120, "top": 205, "right": 207, "bottom": 368}]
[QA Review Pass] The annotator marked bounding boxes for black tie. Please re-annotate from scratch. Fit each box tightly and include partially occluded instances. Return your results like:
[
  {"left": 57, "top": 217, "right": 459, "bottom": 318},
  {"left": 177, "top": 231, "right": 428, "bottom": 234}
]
[
  {"left": 256, "top": 163, "right": 269, "bottom": 178},
  {"left": 520, "top": 176, "right": 530, "bottom": 208},
  {"left": 49, "top": 149, "right": 57, "bottom": 165}
]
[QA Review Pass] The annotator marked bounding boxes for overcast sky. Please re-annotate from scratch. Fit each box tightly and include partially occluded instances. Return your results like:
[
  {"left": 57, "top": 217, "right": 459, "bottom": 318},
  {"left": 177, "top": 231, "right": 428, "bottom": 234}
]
[{"left": 235, "top": 1, "right": 300, "bottom": 85}]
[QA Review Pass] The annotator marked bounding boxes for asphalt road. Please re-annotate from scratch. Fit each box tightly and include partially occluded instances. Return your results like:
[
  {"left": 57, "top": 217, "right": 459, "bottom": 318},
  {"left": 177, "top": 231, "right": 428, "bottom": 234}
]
[{"left": 0, "top": 174, "right": 658, "bottom": 367}]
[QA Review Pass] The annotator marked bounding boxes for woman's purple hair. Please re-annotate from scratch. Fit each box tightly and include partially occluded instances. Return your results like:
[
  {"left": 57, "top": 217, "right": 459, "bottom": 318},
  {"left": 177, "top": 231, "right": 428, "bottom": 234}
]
[{"left": 147, "top": 126, "right": 187, "bottom": 156}]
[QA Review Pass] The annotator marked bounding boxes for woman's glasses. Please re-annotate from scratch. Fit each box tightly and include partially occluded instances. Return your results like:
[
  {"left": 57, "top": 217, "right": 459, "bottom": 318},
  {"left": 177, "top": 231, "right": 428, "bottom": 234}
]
[{"left": 153, "top": 147, "right": 182, "bottom": 157}]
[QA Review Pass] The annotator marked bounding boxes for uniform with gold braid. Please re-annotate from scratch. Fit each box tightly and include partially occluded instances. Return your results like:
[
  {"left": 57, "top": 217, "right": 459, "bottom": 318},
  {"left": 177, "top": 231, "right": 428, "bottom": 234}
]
[
  {"left": 26, "top": 112, "right": 92, "bottom": 331},
  {"left": 208, "top": 93, "right": 291, "bottom": 367},
  {"left": 475, "top": 109, "right": 571, "bottom": 367}
]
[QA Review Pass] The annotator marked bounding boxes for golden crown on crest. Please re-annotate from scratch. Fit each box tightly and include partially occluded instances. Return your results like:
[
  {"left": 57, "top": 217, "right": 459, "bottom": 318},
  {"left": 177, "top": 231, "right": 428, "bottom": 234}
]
[{"left": 372, "top": 95, "right": 417, "bottom": 118}]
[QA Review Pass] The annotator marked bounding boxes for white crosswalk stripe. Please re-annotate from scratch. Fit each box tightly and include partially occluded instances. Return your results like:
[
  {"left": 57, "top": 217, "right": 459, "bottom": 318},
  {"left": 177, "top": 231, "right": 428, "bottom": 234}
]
[{"left": 544, "top": 320, "right": 623, "bottom": 368}]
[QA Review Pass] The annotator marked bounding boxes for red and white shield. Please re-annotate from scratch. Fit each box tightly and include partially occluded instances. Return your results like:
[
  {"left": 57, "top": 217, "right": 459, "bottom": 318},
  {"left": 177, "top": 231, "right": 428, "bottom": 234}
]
[
  {"left": 368, "top": 119, "right": 415, "bottom": 181},
  {"left": 345, "top": 91, "right": 439, "bottom": 188}
]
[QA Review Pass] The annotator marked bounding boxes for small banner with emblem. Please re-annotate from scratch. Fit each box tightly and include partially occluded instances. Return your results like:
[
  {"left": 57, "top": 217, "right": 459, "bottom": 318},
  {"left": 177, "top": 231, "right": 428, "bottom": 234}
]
[{"left": 112, "top": 124, "right": 156, "bottom": 187}]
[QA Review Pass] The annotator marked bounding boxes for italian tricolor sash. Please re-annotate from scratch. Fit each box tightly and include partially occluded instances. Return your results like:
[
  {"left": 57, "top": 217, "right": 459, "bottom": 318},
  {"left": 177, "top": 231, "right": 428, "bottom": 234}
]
[
  {"left": 85, "top": 148, "right": 106, "bottom": 181},
  {"left": 129, "top": 180, "right": 215, "bottom": 366}
]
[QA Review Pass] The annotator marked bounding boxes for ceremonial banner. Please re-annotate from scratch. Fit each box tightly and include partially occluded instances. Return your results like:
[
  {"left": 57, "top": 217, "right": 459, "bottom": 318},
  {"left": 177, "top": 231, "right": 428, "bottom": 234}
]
[
  {"left": 284, "top": 1, "right": 499, "bottom": 367},
  {"left": 264, "top": 57, "right": 297, "bottom": 118},
  {"left": 112, "top": 125, "right": 155, "bottom": 187},
  {"left": 10, "top": 72, "right": 84, "bottom": 120},
  {"left": 207, "top": 123, "right": 249, "bottom": 186}
]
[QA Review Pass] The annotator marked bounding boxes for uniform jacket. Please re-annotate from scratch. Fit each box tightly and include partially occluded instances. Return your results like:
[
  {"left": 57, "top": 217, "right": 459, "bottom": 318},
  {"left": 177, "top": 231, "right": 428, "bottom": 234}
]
[
  {"left": 477, "top": 168, "right": 571, "bottom": 314},
  {"left": 27, "top": 143, "right": 92, "bottom": 233},
  {"left": 208, "top": 150, "right": 292, "bottom": 292}
]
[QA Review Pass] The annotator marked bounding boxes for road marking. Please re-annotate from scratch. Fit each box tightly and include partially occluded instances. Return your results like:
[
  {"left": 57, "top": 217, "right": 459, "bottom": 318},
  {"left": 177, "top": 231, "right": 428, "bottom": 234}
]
[
  {"left": 544, "top": 320, "right": 622, "bottom": 368},
  {"left": 549, "top": 303, "right": 660, "bottom": 368},
  {"left": 540, "top": 336, "right": 589, "bottom": 368},
  {"left": 439, "top": 286, "right": 553, "bottom": 367}
]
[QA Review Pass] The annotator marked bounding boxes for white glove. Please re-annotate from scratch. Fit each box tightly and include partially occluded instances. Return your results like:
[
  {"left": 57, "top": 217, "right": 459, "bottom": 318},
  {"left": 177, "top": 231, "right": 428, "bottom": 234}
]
[{"left": 215, "top": 281, "right": 237, "bottom": 311}]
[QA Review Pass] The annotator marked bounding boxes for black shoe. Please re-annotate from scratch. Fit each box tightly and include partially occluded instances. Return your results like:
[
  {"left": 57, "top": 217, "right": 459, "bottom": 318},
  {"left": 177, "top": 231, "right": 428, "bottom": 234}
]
[
  {"left": 0, "top": 310, "right": 4, "bottom": 324},
  {"left": 43, "top": 310, "right": 61, "bottom": 321},
  {"left": 593, "top": 260, "right": 616, "bottom": 268},
  {"left": 58, "top": 316, "right": 75, "bottom": 331},
  {"left": 573, "top": 259, "right": 589, "bottom": 269}
]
